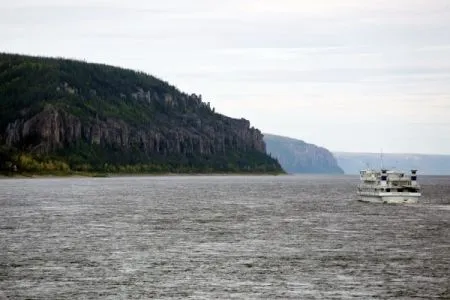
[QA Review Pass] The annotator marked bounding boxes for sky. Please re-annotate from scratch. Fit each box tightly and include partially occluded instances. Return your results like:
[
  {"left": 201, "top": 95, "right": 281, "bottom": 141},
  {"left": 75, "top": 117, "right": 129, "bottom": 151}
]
[{"left": 1, "top": 0, "right": 450, "bottom": 154}]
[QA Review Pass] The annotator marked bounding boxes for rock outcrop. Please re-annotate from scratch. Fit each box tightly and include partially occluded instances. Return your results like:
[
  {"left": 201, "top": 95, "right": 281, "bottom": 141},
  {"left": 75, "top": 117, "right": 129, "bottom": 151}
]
[
  {"left": 4, "top": 105, "right": 265, "bottom": 157},
  {"left": 263, "top": 133, "right": 344, "bottom": 174},
  {"left": 0, "top": 53, "right": 283, "bottom": 173}
]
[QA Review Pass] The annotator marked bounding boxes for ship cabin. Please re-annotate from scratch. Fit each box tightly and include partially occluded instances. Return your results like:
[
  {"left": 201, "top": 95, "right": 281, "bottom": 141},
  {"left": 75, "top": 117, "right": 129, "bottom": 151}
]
[{"left": 358, "top": 169, "right": 420, "bottom": 193}]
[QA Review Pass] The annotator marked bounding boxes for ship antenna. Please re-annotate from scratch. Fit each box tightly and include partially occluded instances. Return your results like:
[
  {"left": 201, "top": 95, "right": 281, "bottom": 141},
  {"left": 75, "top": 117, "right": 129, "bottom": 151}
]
[{"left": 380, "top": 148, "right": 384, "bottom": 169}]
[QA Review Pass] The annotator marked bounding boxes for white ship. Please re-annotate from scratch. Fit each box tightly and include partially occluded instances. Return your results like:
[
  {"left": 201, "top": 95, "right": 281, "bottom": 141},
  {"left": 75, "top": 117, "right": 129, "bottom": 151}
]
[{"left": 357, "top": 169, "right": 421, "bottom": 204}]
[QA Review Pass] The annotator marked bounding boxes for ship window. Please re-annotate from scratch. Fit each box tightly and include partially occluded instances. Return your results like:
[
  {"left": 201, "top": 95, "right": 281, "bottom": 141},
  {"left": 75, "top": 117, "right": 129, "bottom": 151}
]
[
  {"left": 398, "top": 189, "right": 403, "bottom": 192},
  {"left": 386, "top": 188, "right": 390, "bottom": 192}
]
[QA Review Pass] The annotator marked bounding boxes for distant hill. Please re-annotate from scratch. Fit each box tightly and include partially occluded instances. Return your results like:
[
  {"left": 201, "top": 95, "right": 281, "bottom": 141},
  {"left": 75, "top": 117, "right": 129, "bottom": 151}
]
[
  {"left": 334, "top": 152, "right": 450, "bottom": 175},
  {"left": 263, "top": 134, "right": 344, "bottom": 174},
  {"left": 0, "top": 53, "right": 284, "bottom": 175}
]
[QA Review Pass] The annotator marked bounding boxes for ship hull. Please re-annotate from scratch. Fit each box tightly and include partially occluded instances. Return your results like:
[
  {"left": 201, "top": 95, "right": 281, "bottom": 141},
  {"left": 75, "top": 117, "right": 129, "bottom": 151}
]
[{"left": 358, "top": 192, "right": 421, "bottom": 204}]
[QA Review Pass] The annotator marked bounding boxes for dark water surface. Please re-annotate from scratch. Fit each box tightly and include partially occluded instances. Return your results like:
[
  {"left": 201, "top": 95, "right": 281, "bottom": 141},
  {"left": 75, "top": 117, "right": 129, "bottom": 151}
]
[{"left": 1, "top": 175, "right": 449, "bottom": 299}]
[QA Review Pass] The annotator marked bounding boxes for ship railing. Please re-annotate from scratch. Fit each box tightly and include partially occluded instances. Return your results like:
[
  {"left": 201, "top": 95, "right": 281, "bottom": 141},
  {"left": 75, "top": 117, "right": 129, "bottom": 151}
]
[{"left": 357, "top": 191, "right": 421, "bottom": 196}]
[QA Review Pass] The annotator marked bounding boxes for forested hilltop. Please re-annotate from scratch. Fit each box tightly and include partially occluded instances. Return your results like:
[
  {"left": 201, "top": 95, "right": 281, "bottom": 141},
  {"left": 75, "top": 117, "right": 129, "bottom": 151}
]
[{"left": 0, "top": 53, "right": 283, "bottom": 175}]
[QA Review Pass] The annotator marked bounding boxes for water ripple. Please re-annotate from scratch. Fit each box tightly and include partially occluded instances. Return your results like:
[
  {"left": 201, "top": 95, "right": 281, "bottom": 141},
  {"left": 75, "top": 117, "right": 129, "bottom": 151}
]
[{"left": 0, "top": 175, "right": 449, "bottom": 299}]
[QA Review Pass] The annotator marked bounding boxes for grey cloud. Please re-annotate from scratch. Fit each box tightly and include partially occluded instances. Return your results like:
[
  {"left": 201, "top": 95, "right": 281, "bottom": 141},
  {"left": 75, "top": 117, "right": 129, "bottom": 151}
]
[
  {"left": 175, "top": 67, "right": 450, "bottom": 84},
  {"left": 1, "top": 0, "right": 450, "bottom": 153}
]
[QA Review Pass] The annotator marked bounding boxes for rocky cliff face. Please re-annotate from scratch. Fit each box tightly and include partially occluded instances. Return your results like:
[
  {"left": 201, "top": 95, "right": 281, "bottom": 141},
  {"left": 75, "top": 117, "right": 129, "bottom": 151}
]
[
  {"left": 263, "top": 133, "right": 344, "bottom": 174},
  {"left": 3, "top": 104, "right": 265, "bottom": 157},
  {"left": 0, "top": 53, "right": 282, "bottom": 173}
]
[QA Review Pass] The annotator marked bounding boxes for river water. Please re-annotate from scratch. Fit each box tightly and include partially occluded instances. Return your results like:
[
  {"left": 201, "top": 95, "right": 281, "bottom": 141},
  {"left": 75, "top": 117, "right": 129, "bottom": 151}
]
[{"left": 0, "top": 175, "right": 449, "bottom": 299}]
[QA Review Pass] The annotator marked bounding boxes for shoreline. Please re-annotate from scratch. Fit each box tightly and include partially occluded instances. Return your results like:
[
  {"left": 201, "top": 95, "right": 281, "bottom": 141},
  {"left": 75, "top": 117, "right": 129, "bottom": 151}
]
[{"left": 0, "top": 171, "right": 287, "bottom": 179}]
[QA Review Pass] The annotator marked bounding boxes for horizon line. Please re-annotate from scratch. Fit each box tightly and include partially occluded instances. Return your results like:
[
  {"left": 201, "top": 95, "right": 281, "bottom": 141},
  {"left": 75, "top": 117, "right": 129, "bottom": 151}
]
[{"left": 333, "top": 150, "right": 450, "bottom": 156}]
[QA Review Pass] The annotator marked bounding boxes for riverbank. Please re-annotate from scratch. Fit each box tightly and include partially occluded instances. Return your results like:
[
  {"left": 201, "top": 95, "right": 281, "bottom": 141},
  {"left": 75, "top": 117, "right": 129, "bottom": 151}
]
[{"left": 0, "top": 171, "right": 286, "bottom": 179}]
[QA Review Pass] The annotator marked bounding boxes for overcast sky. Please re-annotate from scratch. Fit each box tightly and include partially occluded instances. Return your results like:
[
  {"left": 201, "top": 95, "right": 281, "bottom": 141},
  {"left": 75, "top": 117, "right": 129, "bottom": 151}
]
[{"left": 1, "top": 0, "right": 450, "bottom": 154}]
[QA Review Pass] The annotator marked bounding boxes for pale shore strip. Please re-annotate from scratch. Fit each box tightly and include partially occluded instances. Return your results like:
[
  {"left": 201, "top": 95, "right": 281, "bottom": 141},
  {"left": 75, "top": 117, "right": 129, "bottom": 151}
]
[{"left": 0, "top": 172, "right": 286, "bottom": 179}]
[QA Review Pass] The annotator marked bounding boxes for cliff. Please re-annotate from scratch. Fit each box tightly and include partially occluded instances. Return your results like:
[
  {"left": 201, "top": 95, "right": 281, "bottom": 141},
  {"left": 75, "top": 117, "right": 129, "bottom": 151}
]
[
  {"left": 263, "top": 133, "right": 344, "bottom": 174},
  {"left": 0, "top": 53, "right": 283, "bottom": 174},
  {"left": 334, "top": 152, "right": 450, "bottom": 175}
]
